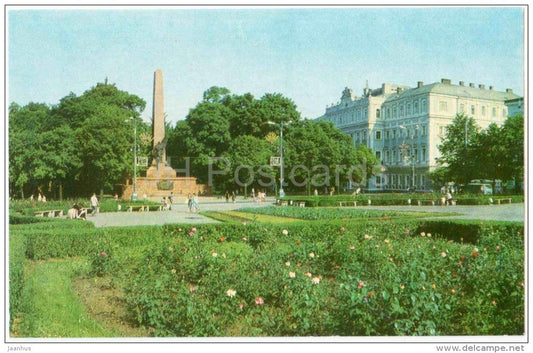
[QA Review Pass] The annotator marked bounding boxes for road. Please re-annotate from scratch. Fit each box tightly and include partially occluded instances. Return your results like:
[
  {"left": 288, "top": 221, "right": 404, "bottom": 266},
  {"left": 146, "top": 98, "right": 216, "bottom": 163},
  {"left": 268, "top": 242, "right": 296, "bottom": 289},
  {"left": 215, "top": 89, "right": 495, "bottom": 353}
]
[{"left": 87, "top": 198, "right": 525, "bottom": 228}]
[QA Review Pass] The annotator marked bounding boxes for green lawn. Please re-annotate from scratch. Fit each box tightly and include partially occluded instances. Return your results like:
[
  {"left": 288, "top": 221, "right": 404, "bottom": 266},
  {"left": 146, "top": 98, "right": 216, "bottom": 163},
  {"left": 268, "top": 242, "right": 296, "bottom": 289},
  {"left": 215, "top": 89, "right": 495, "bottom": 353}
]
[{"left": 12, "top": 258, "right": 115, "bottom": 337}]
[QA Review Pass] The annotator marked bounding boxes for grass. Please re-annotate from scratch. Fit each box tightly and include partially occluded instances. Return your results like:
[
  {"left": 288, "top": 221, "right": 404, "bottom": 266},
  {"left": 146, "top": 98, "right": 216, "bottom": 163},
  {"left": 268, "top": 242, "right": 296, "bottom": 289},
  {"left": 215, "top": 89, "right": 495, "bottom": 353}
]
[
  {"left": 201, "top": 210, "right": 303, "bottom": 224},
  {"left": 12, "top": 258, "right": 115, "bottom": 338}
]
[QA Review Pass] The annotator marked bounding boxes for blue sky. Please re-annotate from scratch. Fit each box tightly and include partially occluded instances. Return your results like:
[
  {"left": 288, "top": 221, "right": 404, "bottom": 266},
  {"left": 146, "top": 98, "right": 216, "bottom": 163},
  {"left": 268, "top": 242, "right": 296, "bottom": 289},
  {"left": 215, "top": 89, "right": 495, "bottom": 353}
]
[{"left": 8, "top": 6, "right": 525, "bottom": 124}]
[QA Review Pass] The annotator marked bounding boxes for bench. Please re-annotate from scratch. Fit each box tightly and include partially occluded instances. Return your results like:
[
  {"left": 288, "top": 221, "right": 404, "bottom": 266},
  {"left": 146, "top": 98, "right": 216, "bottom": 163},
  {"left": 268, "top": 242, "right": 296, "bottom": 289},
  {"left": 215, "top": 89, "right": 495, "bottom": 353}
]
[
  {"left": 34, "top": 209, "right": 63, "bottom": 218},
  {"left": 494, "top": 198, "right": 512, "bottom": 205},
  {"left": 417, "top": 200, "right": 437, "bottom": 206},
  {"left": 339, "top": 201, "right": 357, "bottom": 207},
  {"left": 127, "top": 205, "right": 162, "bottom": 212}
]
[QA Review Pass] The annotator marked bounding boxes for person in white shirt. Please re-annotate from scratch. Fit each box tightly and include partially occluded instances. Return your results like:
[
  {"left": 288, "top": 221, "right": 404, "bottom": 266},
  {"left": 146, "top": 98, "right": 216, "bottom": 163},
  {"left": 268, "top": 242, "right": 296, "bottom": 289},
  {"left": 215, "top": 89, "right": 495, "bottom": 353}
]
[{"left": 90, "top": 193, "right": 99, "bottom": 216}]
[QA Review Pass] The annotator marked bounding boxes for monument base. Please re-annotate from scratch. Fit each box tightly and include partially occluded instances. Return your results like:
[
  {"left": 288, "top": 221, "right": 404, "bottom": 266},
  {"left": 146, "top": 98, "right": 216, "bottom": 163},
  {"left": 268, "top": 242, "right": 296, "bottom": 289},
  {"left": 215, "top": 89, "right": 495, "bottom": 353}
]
[
  {"left": 146, "top": 162, "right": 177, "bottom": 179},
  {"left": 122, "top": 176, "right": 209, "bottom": 200}
]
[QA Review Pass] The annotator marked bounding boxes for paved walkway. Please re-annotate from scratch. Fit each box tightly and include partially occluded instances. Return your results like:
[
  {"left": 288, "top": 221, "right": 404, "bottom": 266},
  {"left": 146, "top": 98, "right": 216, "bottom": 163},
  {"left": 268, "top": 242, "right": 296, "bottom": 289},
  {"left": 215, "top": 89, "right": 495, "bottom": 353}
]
[
  {"left": 363, "top": 203, "right": 525, "bottom": 222},
  {"left": 87, "top": 199, "right": 525, "bottom": 228},
  {"left": 88, "top": 198, "right": 274, "bottom": 228}
]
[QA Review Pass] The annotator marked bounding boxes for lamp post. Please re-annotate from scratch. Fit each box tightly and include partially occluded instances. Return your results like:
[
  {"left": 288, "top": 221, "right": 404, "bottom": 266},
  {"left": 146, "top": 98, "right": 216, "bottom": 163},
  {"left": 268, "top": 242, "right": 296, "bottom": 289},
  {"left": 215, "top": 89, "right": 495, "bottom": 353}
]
[
  {"left": 128, "top": 117, "right": 138, "bottom": 201},
  {"left": 268, "top": 120, "right": 291, "bottom": 197}
]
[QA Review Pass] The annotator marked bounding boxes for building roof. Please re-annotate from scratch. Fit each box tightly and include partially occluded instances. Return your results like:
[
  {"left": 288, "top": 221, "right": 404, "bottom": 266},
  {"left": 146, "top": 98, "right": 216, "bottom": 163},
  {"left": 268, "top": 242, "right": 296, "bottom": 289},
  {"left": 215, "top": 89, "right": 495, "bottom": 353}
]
[{"left": 385, "top": 81, "right": 521, "bottom": 103}]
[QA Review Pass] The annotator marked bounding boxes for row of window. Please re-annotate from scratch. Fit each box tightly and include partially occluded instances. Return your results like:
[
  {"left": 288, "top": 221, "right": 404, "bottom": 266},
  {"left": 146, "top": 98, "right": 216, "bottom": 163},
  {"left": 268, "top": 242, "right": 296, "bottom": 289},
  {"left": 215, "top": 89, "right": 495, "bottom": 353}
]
[
  {"left": 375, "top": 174, "right": 427, "bottom": 188},
  {"left": 376, "top": 147, "right": 427, "bottom": 165},
  {"left": 350, "top": 125, "right": 428, "bottom": 144},
  {"left": 381, "top": 99, "right": 428, "bottom": 120},
  {"left": 329, "top": 107, "right": 369, "bottom": 125},
  {"left": 327, "top": 100, "right": 508, "bottom": 125}
]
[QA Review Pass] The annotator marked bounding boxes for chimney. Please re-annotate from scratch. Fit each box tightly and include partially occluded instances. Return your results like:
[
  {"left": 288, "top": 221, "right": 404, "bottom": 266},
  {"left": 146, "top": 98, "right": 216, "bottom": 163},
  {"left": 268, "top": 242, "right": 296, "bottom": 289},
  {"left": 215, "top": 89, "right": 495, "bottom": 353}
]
[
  {"left": 469, "top": 83, "right": 475, "bottom": 88},
  {"left": 489, "top": 86, "right": 494, "bottom": 90},
  {"left": 417, "top": 81, "right": 423, "bottom": 88},
  {"left": 459, "top": 81, "right": 465, "bottom": 86},
  {"left": 479, "top": 84, "right": 485, "bottom": 89},
  {"left": 441, "top": 78, "right": 451, "bottom": 84},
  {"left": 506, "top": 88, "right": 513, "bottom": 94}
]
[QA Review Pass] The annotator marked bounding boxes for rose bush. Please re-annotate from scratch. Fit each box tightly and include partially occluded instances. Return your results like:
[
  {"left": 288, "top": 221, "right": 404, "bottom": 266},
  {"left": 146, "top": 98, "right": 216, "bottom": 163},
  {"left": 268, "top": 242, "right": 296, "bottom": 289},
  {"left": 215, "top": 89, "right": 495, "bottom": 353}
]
[{"left": 125, "top": 220, "right": 524, "bottom": 336}]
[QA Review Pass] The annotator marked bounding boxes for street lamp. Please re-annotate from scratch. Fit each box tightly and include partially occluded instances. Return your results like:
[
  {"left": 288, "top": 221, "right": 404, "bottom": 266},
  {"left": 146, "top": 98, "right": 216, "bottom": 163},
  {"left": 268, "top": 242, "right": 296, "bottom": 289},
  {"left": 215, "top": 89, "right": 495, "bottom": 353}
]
[
  {"left": 268, "top": 120, "right": 291, "bottom": 197},
  {"left": 127, "top": 117, "right": 138, "bottom": 201}
]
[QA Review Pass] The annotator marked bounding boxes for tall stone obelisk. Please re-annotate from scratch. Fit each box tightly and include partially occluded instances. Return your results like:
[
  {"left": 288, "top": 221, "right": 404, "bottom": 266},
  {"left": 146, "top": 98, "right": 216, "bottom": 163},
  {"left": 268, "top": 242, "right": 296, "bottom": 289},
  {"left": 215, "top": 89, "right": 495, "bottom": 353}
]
[
  {"left": 152, "top": 69, "right": 166, "bottom": 164},
  {"left": 146, "top": 69, "right": 176, "bottom": 178}
]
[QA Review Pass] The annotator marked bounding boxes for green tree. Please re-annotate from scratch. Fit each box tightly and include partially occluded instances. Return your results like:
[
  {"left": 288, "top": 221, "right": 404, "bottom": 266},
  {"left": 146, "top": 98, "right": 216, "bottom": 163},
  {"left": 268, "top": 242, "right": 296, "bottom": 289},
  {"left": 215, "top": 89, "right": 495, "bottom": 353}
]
[
  {"left": 223, "top": 135, "right": 274, "bottom": 196},
  {"left": 499, "top": 114, "right": 524, "bottom": 191},
  {"left": 435, "top": 113, "right": 480, "bottom": 184}
]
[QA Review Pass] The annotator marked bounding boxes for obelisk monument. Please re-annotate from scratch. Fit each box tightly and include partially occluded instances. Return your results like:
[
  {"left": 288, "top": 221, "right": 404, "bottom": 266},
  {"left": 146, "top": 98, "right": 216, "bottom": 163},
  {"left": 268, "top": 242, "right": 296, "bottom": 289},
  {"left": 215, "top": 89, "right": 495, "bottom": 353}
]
[{"left": 146, "top": 69, "right": 176, "bottom": 178}]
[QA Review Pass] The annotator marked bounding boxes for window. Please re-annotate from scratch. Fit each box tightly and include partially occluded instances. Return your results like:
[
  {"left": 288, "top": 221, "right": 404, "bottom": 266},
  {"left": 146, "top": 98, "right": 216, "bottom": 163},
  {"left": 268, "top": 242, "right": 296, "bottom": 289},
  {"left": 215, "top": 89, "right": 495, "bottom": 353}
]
[
  {"left": 439, "top": 101, "right": 448, "bottom": 112},
  {"left": 414, "top": 102, "right": 419, "bottom": 114},
  {"left": 393, "top": 150, "right": 397, "bottom": 163},
  {"left": 376, "top": 151, "right": 381, "bottom": 161},
  {"left": 393, "top": 107, "right": 397, "bottom": 118},
  {"left": 422, "top": 148, "right": 426, "bottom": 162},
  {"left": 422, "top": 100, "right": 427, "bottom": 112},
  {"left": 387, "top": 108, "right": 391, "bottom": 118},
  {"left": 492, "top": 107, "right": 497, "bottom": 117},
  {"left": 481, "top": 106, "right": 486, "bottom": 116},
  {"left": 385, "top": 150, "right": 390, "bottom": 163},
  {"left": 407, "top": 103, "right": 412, "bottom": 115},
  {"left": 392, "top": 129, "right": 396, "bottom": 139},
  {"left": 471, "top": 105, "right": 475, "bottom": 115},
  {"left": 439, "top": 126, "right": 444, "bottom": 136},
  {"left": 356, "top": 132, "right": 360, "bottom": 142},
  {"left": 376, "top": 131, "right": 382, "bottom": 140},
  {"left": 460, "top": 103, "right": 465, "bottom": 113},
  {"left": 385, "top": 130, "right": 390, "bottom": 140},
  {"left": 400, "top": 105, "right": 404, "bottom": 117},
  {"left": 364, "top": 109, "right": 368, "bottom": 119},
  {"left": 376, "top": 109, "right": 381, "bottom": 118},
  {"left": 422, "top": 125, "right": 427, "bottom": 136}
]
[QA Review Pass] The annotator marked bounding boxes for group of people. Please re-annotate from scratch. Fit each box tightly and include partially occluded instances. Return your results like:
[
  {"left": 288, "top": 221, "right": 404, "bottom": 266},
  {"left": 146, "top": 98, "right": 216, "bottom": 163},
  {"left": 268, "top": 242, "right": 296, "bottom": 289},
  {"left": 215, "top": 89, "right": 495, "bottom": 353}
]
[
  {"left": 161, "top": 193, "right": 174, "bottom": 210},
  {"left": 187, "top": 193, "right": 200, "bottom": 212},
  {"left": 67, "top": 192, "right": 98, "bottom": 220},
  {"left": 30, "top": 193, "right": 47, "bottom": 202},
  {"left": 224, "top": 188, "right": 267, "bottom": 204},
  {"left": 440, "top": 186, "right": 455, "bottom": 206}
]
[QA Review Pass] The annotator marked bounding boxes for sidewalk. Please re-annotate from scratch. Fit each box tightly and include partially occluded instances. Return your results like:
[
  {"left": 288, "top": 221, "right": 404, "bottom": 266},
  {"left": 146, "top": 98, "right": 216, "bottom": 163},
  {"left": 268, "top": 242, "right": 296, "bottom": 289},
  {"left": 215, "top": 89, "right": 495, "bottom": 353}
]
[
  {"left": 88, "top": 198, "right": 274, "bottom": 228},
  {"left": 87, "top": 199, "right": 525, "bottom": 228}
]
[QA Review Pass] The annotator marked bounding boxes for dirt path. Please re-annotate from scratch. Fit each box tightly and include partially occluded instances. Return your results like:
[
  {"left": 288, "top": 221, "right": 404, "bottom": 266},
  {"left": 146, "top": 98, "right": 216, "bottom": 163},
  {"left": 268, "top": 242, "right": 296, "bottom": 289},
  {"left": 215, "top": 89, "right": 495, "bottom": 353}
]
[{"left": 71, "top": 276, "right": 154, "bottom": 337}]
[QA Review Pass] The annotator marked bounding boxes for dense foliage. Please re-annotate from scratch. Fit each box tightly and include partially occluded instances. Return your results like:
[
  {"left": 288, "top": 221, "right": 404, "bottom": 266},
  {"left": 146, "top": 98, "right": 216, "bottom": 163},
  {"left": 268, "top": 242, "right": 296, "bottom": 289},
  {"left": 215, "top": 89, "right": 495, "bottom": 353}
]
[
  {"left": 9, "top": 82, "right": 147, "bottom": 199},
  {"left": 167, "top": 86, "right": 378, "bottom": 195},
  {"left": 435, "top": 113, "right": 524, "bottom": 190}
]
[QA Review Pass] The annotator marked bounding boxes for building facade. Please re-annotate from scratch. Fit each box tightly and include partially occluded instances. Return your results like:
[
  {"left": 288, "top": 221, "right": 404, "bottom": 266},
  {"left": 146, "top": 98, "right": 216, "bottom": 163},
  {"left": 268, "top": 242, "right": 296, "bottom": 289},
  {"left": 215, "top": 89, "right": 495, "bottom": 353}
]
[{"left": 317, "top": 78, "right": 521, "bottom": 191}]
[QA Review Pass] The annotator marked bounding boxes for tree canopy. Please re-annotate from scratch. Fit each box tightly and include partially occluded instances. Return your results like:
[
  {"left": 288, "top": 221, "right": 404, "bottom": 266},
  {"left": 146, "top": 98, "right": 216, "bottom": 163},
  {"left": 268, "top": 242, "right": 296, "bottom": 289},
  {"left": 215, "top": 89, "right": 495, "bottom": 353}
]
[
  {"left": 436, "top": 112, "right": 524, "bottom": 192},
  {"left": 8, "top": 82, "right": 146, "bottom": 199}
]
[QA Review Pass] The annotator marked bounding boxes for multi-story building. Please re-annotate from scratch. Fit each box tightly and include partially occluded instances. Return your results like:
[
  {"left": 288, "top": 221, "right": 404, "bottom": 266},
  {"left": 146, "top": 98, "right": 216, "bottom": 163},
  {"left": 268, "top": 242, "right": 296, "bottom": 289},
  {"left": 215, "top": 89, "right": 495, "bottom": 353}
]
[{"left": 317, "top": 78, "right": 521, "bottom": 191}]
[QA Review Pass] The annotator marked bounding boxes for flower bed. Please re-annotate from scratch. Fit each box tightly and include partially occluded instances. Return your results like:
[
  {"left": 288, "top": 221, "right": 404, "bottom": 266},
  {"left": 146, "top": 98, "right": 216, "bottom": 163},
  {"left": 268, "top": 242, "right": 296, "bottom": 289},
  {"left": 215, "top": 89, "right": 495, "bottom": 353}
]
[
  {"left": 125, "top": 221, "right": 524, "bottom": 336},
  {"left": 237, "top": 206, "right": 438, "bottom": 221},
  {"left": 9, "top": 215, "right": 524, "bottom": 337}
]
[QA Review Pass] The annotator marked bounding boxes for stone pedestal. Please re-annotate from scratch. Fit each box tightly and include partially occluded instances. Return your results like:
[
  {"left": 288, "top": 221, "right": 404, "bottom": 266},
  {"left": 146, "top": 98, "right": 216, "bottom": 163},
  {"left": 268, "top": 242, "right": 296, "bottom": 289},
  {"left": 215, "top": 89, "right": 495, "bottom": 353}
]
[
  {"left": 146, "top": 162, "right": 177, "bottom": 179},
  {"left": 122, "top": 175, "right": 208, "bottom": 200}
]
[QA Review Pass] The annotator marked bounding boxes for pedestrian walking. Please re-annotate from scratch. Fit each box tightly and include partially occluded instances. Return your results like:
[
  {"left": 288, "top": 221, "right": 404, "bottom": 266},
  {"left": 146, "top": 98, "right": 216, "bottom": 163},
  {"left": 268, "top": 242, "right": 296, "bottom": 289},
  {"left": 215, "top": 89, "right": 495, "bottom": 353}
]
[
  {"left": 187, "top": 193, "right": 193, "bottom": 212},
  {"left": 231, "top": 191, "right": 236, "bottom": 204},
  {"left": 225, "top": 191, "right": 229, "bottom": 203},
  {"left": 446, "top": 191, "right": 453, "bottom": 206},
  {"left": 90, "top": 193, "right": 99, "bottom": 216},
  {"left": 192, "top": 193, "right": 200, "bottom": 212}
]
